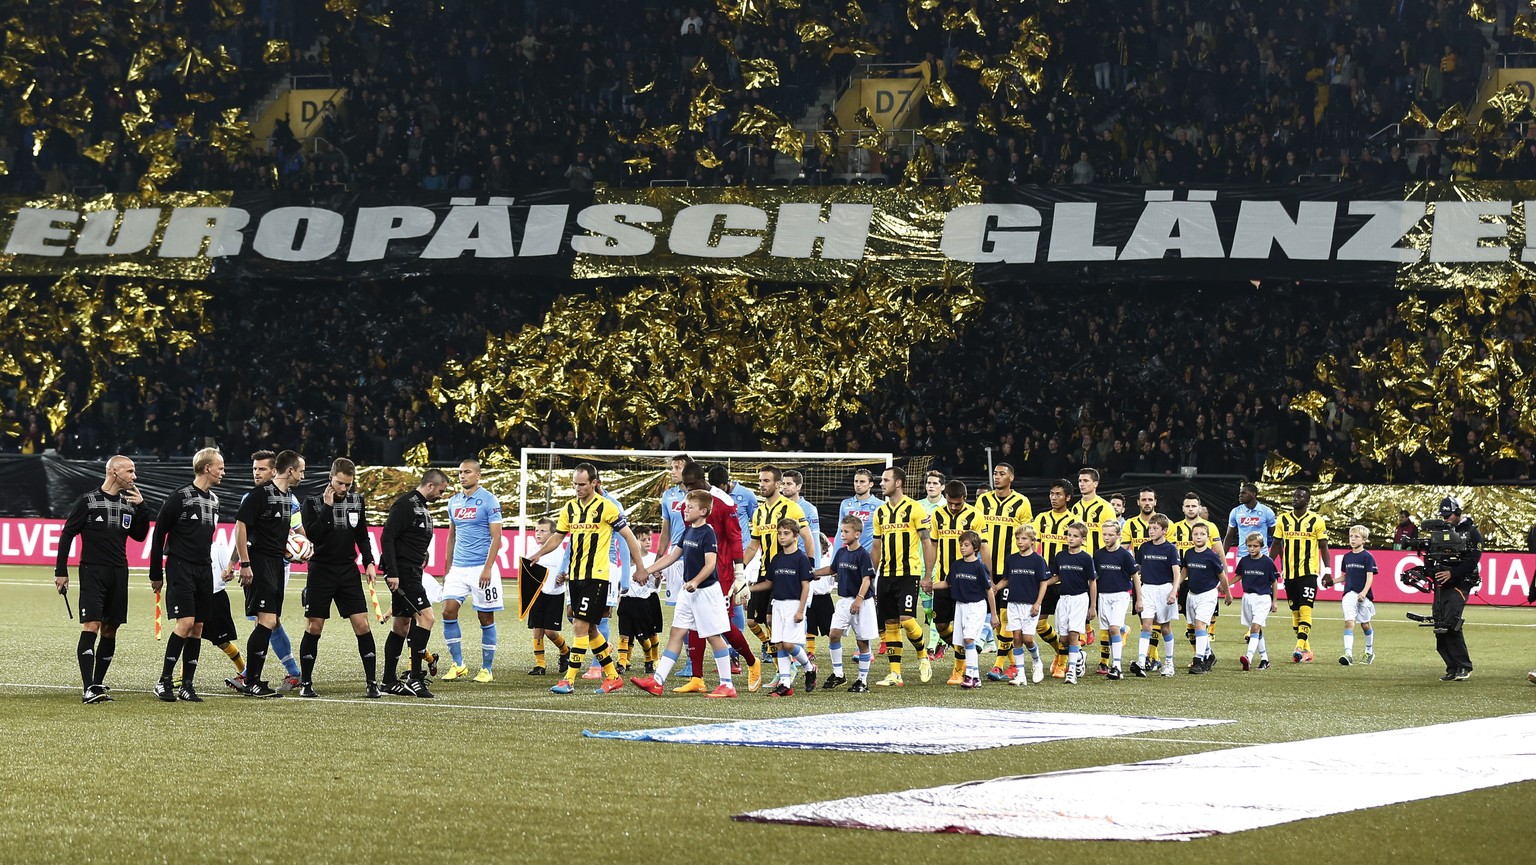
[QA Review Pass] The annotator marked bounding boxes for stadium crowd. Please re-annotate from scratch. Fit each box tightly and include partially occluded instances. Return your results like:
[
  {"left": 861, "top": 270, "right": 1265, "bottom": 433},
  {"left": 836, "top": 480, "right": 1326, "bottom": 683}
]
[
  {"left": 6, "top": 279, "right": 1533, "bottom": 486},
  {"left": 0, "top": 0, "right": 1508, "bottom": 196},
  {"left": 1, "top": 1, "right": 1531, "bottom": 483}
]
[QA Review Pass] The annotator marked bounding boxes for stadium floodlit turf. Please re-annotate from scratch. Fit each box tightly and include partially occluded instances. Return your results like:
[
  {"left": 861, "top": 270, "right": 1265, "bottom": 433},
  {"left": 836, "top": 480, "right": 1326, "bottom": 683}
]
[{"left": 2, "top": 564, "right": 1533, "bottom": 863}]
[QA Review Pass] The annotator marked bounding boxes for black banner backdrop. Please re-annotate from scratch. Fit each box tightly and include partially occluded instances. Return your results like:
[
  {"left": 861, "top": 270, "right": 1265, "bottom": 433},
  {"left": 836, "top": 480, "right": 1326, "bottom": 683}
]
[{"left": 1, "top": 182, "right": 1530, "bottom": 287}]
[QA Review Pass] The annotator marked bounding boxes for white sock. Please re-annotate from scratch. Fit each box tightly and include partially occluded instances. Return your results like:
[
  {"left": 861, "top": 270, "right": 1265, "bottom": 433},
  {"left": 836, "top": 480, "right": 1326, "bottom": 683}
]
[
  {"left": 964, "top": 643, "right": 979, "bottom": 679},
  {"left": 1247, "top": 633, "right": 1261, "bottom": 661},
  {"left": 856, "top": 651, "right": 871, "bottom": 683},
  {"left": 1012, "top": 647, "right": 1025, "bottom": 670},
  {"left": 776, "top": 651, "right": 791, "bottom": 685},
  {"left": 1067, "top": 645, "right": 1081, "bottom": 674},
  {"left": 655, "top": 651, "right": 677, "bottom": 682},
  {"left": 1163, "top": 632, "right": 1175, "bottom": 665},
  {"left": 1364, "top": 629, "right": 1373, "bottom": 652},
  {"left": 1258, "top": 634, "right": 1268, "bottom": 660},
  {"left": 712, "top": 648, "right": 732, "bottom": 686},
  {"left": 1110, "top": 633, "right": 1122, "bottom": 667},
  {"left": 1194, "top": 631, "right": 1209, "bottom": 660},
  {"left": 830, "top": 640, "right": 843, "bottom": 676},
  {"left": 1028, "top": 642, "right": 1041, "bottom": 661},
  {"left": 1343, "top": 629, "right": 1354, "bottom": 656},
  {"left": 790, "top": 644, "right": 813, "bottom": 670},
  {"left": 1137, "top": 631, "right": 1150, "bottom": 664}
]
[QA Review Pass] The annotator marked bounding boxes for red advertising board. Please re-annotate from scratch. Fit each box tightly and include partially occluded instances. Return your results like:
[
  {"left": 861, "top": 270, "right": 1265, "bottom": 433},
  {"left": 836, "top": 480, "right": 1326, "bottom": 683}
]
[{"left": 0, "top": 518, "right": 540, "bottom": 575}]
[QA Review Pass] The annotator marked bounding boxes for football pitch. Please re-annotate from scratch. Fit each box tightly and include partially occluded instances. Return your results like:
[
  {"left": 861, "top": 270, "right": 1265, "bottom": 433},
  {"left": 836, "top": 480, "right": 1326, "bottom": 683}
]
[{"left": 2, "top": 564, "right": 1532, "bottom": 863}]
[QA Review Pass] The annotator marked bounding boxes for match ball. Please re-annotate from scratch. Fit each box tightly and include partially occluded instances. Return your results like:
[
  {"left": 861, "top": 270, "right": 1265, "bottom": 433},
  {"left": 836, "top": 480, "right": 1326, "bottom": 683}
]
[{"left": 286, "top": 533, "right": 314, "bottom": 561}]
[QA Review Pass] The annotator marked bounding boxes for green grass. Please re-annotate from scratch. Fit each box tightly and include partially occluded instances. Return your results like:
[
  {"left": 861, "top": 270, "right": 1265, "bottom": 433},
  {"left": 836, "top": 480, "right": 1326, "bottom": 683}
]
[{"left": 3, "top": 563, "right": 1533, "bottom": 863}]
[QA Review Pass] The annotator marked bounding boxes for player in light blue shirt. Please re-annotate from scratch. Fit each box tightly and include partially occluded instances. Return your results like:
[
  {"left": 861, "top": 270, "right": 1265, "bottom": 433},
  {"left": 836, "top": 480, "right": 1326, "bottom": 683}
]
[
  {"left": 440, "top": 459, "right": 505, "bottom": 681},
  {"left": 832, "top": 468, "right": 883, "bottom": 552},
  {"left": 781, "top": 470, "right": 822, "bottom": 563},
  {"left": 1224, "top": 482, "right": 1278, "bottom": 556},
  {"left": 658, "top": 454, "right": 690, "bottom": 554}
]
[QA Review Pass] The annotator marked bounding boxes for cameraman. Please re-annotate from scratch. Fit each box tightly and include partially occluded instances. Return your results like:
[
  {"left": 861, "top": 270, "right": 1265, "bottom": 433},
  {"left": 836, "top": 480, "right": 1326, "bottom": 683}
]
[{"left": 1432, "top": 497, "right": 1482, "bottom": 681}]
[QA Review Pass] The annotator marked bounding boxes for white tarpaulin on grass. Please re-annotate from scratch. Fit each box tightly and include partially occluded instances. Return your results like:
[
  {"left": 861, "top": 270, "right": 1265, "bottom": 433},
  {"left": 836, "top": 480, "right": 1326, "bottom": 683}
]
[
  {"left": 583, "top": 708, "right": 1231, "bottom": 754},
  {"left": 736, "top": 713, "right": 1536, "bottom": 840}
]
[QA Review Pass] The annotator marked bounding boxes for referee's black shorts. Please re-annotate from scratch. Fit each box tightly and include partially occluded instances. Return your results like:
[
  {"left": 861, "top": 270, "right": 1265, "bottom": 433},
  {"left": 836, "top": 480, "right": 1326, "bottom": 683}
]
[
  {"left": 243, "top": 554, "right": 286, "bottom": 617},
  {"left": 304, "top": 563, "right": 367, "bottom": 619},
  {"left": 165, "top": 557, "right": 212, "bottom": 622},
  {"left": 78, "top": 564, "right": 129, "bottom": 625}
]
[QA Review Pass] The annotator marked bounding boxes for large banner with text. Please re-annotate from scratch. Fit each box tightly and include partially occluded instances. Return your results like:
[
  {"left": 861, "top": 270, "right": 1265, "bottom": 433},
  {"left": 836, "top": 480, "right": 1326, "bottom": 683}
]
[{"left": 2, "top": 182, "right": 1530, "bottom": 289}]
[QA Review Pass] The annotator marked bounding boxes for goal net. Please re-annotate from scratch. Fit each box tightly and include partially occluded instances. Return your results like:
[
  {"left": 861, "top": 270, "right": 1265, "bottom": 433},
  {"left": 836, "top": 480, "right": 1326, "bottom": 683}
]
[{"left": 515, "top": 448, "right": 907, "bottom": 554}]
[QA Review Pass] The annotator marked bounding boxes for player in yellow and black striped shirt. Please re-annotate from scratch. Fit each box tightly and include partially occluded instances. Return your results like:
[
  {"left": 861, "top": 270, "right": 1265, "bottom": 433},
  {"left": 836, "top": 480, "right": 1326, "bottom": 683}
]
[
  {"left": 742, "top": 465, "right": 813, "bottom": 656},
  {"left": 1032, "top": 478, "right": 1076, "bottom": 676},
  {"left": 1070, "top": 467, "right": 1115, "bottom": 553},
  {"left": 1121, "top": 488, "right": 1158, "bottom": 551},
  {"left": 526, "top": 463, "right": 650, "bottom": 692},
  {"left": 1071, "top": 467, "right": 1116, "bottom": 671},
  {"left": 975, "top": 463, "right": 1032, "bottom": 680},
  {"left": 1270, "top": 485, "right": 1329, "bottom": 662},
  {"left": 872, "top": 466, "right": 934, "bottom": 685},
  {"left": 931, "top": 480, "right": 985, "bottom": 685}
]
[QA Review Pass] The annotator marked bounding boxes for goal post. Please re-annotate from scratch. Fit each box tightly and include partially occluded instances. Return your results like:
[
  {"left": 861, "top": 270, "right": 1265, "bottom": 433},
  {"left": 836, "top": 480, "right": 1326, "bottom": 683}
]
[{"left": 513, "top": 448, "right": 903, "bottom": 578}]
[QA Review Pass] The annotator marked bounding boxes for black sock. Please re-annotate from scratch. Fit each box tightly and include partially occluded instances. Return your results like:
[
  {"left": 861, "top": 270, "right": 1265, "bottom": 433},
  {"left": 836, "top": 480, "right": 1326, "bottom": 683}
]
[
  {"left": 93, "top": 636, "right": 116, "bottom": 685},
  {"left": 383, "top": 631, "right": 405, "bottom": 683},
  {"left": 299, "top": 631, "right": 320, "bottom": 685},
  {"left": 77, "top": 632, "right": 96, "bottom": 690},
  {"left": 245, "top": 624, "right": 273, "bottom": 684},
  {"left": 409, "top": 625, "right": 430, "bottom": 677},
  {"left": 182, "top": 638, "right": 201, "bottom": 685},
  {"left": 161, "top": 633, "right": 186, "bottom": 682},
  {"left": 357, "top": 632, "right": 377, "bottom": 683}
]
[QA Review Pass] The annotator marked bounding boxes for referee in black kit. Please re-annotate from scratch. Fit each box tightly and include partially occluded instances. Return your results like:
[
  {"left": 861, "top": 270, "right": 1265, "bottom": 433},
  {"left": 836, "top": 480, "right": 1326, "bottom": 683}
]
[
  {"left": 147, "top": 447, "right": 227, "bottom": 703},
  {"left": 55, "top": 455, "right": 153, "bottom": 703},
  {"left": 234, "top": 449, "right": 306, "bottom": 698},
  {"left": 298, "top": 457, "right": 381, "bottom": 698},
  {"left": 381, "top": 468, "right": 451, "bottom": 697}
]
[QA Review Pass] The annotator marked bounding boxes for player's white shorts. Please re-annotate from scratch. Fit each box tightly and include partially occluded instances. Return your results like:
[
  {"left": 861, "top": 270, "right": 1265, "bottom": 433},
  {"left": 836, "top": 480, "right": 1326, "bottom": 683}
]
[
  {"left": 1240, "top": 593, "right": 1273, "bottom": 628},
  {"left": 1187, "top": 588, "right": 1219, "bottom": 625},
  {"left": 671, "top": 583, "right": 729, "bottom": 638},
  {"left": 1056, "top": 592, "right": 1090, "bottom": 634},
  {"left": 1006, "top": 602, "right": 1039, "bottom": 636},
  {"left": 1341, "top": 591, "right": 1375, "bottom": 623},
  {"left": 953, "top": 599, "right": 990, "bottom": 645},
  {"left": 1138, "top": 583, "right": 1178, "bottom": 624},
  {"left": 423, "top": 575, "right": 444, "bottom": 605},
  {"left": 831, "top": 596, "right": 878, "bottom": 641},
  {"left": 607, "top": 576, "right": 620, "bottom": 609},
  {"left": 662, "top": 559, "right": 685, "bottom": 605},
  {"left": 1097, "top": 592, "right": 1130, "bottom": 631},
  {"left": 442, "top": 563, "right": 504, "bottom": 611},
  {"left": 770, "top": 598, "right": 808, "bottom": 644}
]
